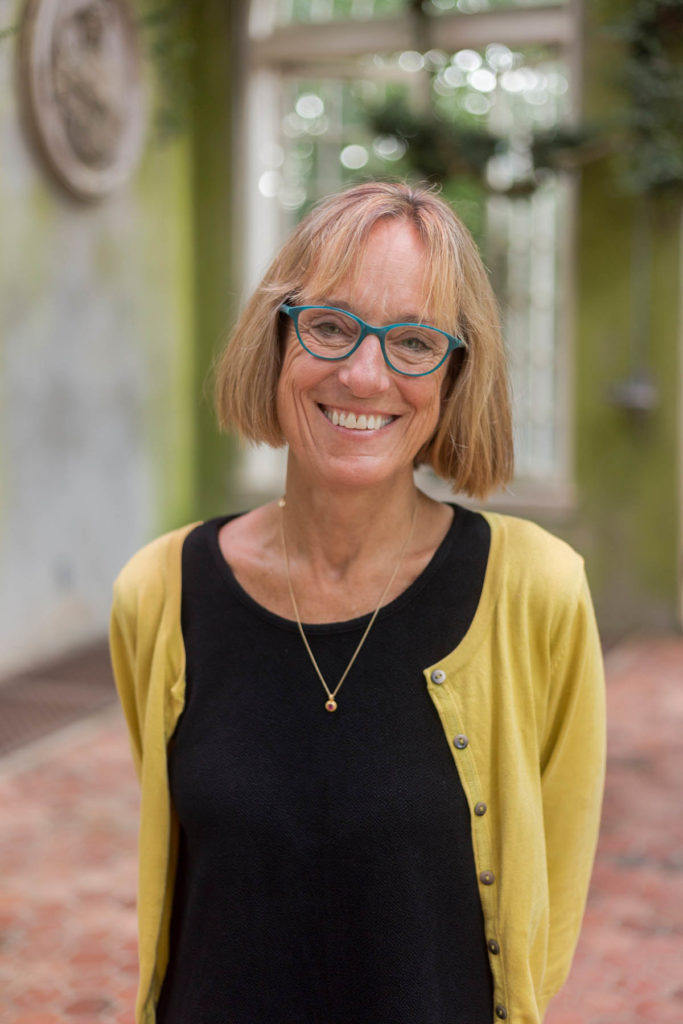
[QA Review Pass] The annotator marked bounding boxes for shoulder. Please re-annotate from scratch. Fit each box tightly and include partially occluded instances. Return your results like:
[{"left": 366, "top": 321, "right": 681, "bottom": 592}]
[
  {"left": 112, "top": 523, "right": 200, "bottom": 615},
  {"left": 479, "top": 514, "right": 602, "bottom": 688},
  {"left": 482, "top": 511, "right": 586, "bottom": 612},
  {"left": 484, "top": 511, "right": 583, "bottom": 575}
]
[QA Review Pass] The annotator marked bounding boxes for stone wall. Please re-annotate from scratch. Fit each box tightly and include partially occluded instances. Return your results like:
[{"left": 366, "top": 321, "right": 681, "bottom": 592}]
[{"left": 0, "top": 0, "right": 195, "bottom": 673}]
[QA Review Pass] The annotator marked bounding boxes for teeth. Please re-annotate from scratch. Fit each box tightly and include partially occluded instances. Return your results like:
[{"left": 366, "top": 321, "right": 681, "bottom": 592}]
[{"left": 322, "top": 407, "right": 392, "bottom": 431}]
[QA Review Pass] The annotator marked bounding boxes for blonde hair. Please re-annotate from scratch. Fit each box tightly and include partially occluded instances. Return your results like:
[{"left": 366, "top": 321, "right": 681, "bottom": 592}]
[{"left": 215, "top": 181, "right": 513, "bottom": 498}]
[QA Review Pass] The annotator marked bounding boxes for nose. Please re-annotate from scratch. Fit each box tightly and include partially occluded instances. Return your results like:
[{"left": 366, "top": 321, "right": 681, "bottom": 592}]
[{"left": 337, "top": 333, "right": 392, "bottom": 395}]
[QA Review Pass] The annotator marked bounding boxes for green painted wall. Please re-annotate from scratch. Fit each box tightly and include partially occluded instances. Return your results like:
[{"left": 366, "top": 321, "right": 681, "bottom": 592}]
[
  {"left": 186, "top": 0, "right": 244, "bottom": 519},
  {"left": 137, "top": 132, "right": 198, "bottom": 536},
  {"left": 569, "top": 177, "right": 679, "bottom": 635},
  {"left": 544, "top": 3, "right": 681, "bottom": 636}
]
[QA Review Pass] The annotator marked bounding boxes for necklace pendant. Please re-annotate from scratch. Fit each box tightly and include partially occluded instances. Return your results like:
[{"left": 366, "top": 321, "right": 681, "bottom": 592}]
[{"left": 325, "top": 699, "right": 338, "bottom": 712}]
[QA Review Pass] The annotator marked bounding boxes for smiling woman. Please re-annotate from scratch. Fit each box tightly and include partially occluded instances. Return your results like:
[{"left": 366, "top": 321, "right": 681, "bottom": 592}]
[
  {"left": 216, "top": 181, "right": 512, "bottom": 497},
  {"left": 110, "top": 182, "right": 606, "bottom": 1024},
  {"left": 273, "top": 218, "right": 460, "bottom": 495}
]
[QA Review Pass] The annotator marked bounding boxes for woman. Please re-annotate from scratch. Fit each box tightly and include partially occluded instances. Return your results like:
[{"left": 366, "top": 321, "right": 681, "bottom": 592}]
[{"left": 111, "top": 182, "right": 605, "bottom": 1024}]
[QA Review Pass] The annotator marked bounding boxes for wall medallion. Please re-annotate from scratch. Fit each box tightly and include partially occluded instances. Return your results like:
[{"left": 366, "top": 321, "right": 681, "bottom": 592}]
[{"left": 21, "top": 0, "right": 146, "bottom": 200}]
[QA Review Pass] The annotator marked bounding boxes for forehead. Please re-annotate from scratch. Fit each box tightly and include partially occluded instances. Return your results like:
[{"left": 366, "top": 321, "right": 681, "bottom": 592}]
[{"left": 301, "top": 219, "right": 433, "bottom": 317}]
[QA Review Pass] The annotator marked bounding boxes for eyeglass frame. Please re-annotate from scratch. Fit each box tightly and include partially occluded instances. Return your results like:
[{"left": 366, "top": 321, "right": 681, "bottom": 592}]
[{"left": 279, "top": 303, "right": 465, "bottom": 378}]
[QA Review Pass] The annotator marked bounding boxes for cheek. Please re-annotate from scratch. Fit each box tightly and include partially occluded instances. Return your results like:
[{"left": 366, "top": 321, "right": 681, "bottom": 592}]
[
  {"left": 414, "top": 374, "right": 447, "bottom": 419},
  {"left": 276, "top": 342, "right": 326, "bottom": 422},
  {"left": 411, "top": 373, "right": 448, "bottom": 442}
]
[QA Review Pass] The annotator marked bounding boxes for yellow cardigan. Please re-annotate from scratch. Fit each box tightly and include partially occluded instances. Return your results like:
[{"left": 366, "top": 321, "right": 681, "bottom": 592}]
[{"left": 110, "top": 511, "right": 605, "bottom": 1024}]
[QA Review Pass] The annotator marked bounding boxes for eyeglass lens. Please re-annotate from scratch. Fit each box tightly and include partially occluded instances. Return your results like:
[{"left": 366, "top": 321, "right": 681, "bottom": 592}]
[{"left": 296, "top": 308, "right": 449, "bottom": 374}]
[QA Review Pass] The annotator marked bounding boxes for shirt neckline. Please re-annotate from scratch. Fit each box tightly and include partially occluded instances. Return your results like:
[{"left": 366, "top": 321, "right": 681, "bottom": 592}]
[
  {"left": 203, "top": 504, "right": 473, "bottom": 635},
  {"left": 423, "top": 510, "right": 504, "bottom": 675}
]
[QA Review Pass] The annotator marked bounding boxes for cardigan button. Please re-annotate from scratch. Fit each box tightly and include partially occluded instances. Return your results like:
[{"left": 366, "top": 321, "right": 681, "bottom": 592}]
[
  {"left": 453, "top": 734, "right": 468, "bottom": 749},
  {"left": 430, "top": 669, "right": 446, "bottom": 684},
  {"left": 487, "top": 939, "right": 500, "bottom": 955},
  {"left": 495, "top": 1006, "right": 508, "bottom": 1020},
  {"left": 474, "top": 801, "right": 487, "bottom": 816},
  {"left": 479, "top": 870, "right": 495, "bottom": 885}
]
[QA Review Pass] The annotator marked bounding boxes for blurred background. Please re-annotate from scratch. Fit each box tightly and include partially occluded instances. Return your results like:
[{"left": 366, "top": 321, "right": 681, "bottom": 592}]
[{"left": 0, "top": 1, "right": 681, "bottom": 1021}]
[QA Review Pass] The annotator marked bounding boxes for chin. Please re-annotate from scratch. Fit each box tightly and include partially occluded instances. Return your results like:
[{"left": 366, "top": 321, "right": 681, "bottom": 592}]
[{"left": 301, "top": 451, "right": 415, "bottom": 492}]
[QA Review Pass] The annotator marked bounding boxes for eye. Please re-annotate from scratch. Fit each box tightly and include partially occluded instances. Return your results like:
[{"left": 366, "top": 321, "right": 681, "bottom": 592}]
[
  {"left": 304, "top": 311, "right": 357, "bottom": 343},
  {"left": 313, "top": 318, "right": 346, "bottom": 337},
  {"left": 390, "top": 328, "right": 440, "bottom": 354},
  {"left": 398, "top": 333, "right": 431, "bottom": 353}
]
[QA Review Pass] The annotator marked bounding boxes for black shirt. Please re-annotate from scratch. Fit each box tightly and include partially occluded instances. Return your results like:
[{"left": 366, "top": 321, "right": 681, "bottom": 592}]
[{"left": 157, "top": 505, "right": 493, "bottom": 1024}]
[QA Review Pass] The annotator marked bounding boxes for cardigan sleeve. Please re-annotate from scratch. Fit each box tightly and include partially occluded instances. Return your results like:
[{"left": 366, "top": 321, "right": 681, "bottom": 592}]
[
  {"left": 108, "top": 528, "right": 194, "bottom": 1023},
  {"left": 110, "top": 572, "right": 145, "bottom": 778},
  {"left": 108, "top": 527, "right": 192, "bottom": 778},
  {"left": 538, "top": 566, "right": 606, "bottom": 1010}
]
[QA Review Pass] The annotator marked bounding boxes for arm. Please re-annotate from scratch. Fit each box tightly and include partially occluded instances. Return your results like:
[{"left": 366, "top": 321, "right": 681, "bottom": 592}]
[
  {"left": 539, "top": 568, "right": 606, "bottom": 1008},
  {"left": 109, "top": 577, "right": 144, "bottom": 777}
]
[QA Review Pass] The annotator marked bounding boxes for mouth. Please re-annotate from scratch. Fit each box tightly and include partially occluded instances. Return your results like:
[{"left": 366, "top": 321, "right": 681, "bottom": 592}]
[{"left": 319, "top": 405, "right": 396, "bottom": 432}]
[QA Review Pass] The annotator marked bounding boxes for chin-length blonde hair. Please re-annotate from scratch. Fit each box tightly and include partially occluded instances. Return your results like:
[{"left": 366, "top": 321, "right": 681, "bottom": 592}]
[{"left": 215, "top": 181, "right": 513, "bottom": 498}]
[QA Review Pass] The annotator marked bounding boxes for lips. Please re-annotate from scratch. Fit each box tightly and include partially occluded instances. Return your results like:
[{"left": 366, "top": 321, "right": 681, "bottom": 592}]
[{"left": 319, "top": 405, "right": 395, "bottom": 431}]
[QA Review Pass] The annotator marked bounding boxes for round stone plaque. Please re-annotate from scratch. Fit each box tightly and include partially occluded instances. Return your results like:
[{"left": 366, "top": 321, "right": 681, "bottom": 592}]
[{"left": 21, "top": 0, "right": 145, "bottom": 199}]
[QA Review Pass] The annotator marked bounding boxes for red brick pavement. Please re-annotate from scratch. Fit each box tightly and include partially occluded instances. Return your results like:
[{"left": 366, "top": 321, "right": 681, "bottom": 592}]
[
  {"left": 0, "top": 713, "right": 139, "bottom": 1024},
  {"left": 1, "top": 635, "right": 682, "bottom": 1024}
]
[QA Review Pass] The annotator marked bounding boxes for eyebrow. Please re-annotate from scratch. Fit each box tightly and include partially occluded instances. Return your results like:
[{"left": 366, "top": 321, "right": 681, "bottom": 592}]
[{"left": 318, "top": 299, "right": 433, "bottom": 324}]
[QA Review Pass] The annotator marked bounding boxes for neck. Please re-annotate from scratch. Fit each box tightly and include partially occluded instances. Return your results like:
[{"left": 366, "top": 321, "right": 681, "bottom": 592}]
[{"left": 280, "top": 461, "right": 420, "bottom": 580}]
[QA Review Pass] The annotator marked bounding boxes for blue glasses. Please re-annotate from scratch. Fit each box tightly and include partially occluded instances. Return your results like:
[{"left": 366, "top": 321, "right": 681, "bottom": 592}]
[{"left": 280, "top": 303, "right": 465, "bottom": 377}]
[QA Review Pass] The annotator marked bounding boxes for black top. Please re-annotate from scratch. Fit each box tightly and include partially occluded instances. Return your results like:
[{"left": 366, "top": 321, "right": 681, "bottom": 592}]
[{"left": 157, "top": 505, "right": 493, "bottom": 1024}]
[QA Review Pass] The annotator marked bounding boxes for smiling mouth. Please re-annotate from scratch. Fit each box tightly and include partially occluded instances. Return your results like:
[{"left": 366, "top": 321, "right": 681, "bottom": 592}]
[{"left": 319, "top": 405, "right": 395, "bottom": 431}]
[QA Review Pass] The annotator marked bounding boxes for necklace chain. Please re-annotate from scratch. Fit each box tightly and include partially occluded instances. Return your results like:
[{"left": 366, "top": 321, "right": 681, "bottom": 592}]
[{"left": 278, "top": 496, "right": 417, "bottom": 712}]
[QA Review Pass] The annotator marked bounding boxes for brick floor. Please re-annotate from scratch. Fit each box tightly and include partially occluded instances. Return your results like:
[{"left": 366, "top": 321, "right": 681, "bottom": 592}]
[
  {"left": 0, "top": 713, "right": 138, "bottom": 1024},
  {"left": 1, "top": 635, "right": 681, "bottom": 1023}
]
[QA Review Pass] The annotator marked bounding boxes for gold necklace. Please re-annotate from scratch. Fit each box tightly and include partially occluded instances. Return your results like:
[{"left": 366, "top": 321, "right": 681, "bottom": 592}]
[{"left": 278, "top": 496, "right": 417, "bottom": 712}]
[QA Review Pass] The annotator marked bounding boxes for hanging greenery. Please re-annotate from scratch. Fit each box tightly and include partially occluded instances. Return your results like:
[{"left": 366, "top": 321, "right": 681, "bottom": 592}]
[
  {"left": 613, "top": 0, "right": 683, "bottom": 195},
  {"left": 367, "top": 98, "right": 606, "bottom": 198},
  {"left": 137, "top": 0, "right": 198, "bottom": 142},
  {"left": 364, "top": 0, "right": 683, "bottom": 200},
  {"left": 367, "top": 98, "right": 499, "bottom": 183}
]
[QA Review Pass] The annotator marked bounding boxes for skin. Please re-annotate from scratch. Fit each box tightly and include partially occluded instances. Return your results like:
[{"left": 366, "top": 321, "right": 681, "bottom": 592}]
[{"left": 219, "top": 218, "right": 454, "bottom": 624}]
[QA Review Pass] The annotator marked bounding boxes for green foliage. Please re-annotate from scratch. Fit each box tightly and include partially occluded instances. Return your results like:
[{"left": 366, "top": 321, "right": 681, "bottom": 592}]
[
  {"left": 618, "top": 0, "right": 683, "bottom": 194},
  {"left": 137, "top": 0, "right": 198, "bottom": 142},
  {"left": 0, "top": 22, "right": 18, "bottom": 42},
  {"left": 530, "top": 125, "right": 608, "bottom": 172},
  {"left": 366, "top": 97, "right": 602, "bottom": 199},
  {"left": 367, "top": 98, "right": 499, "bottom": 181}
]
